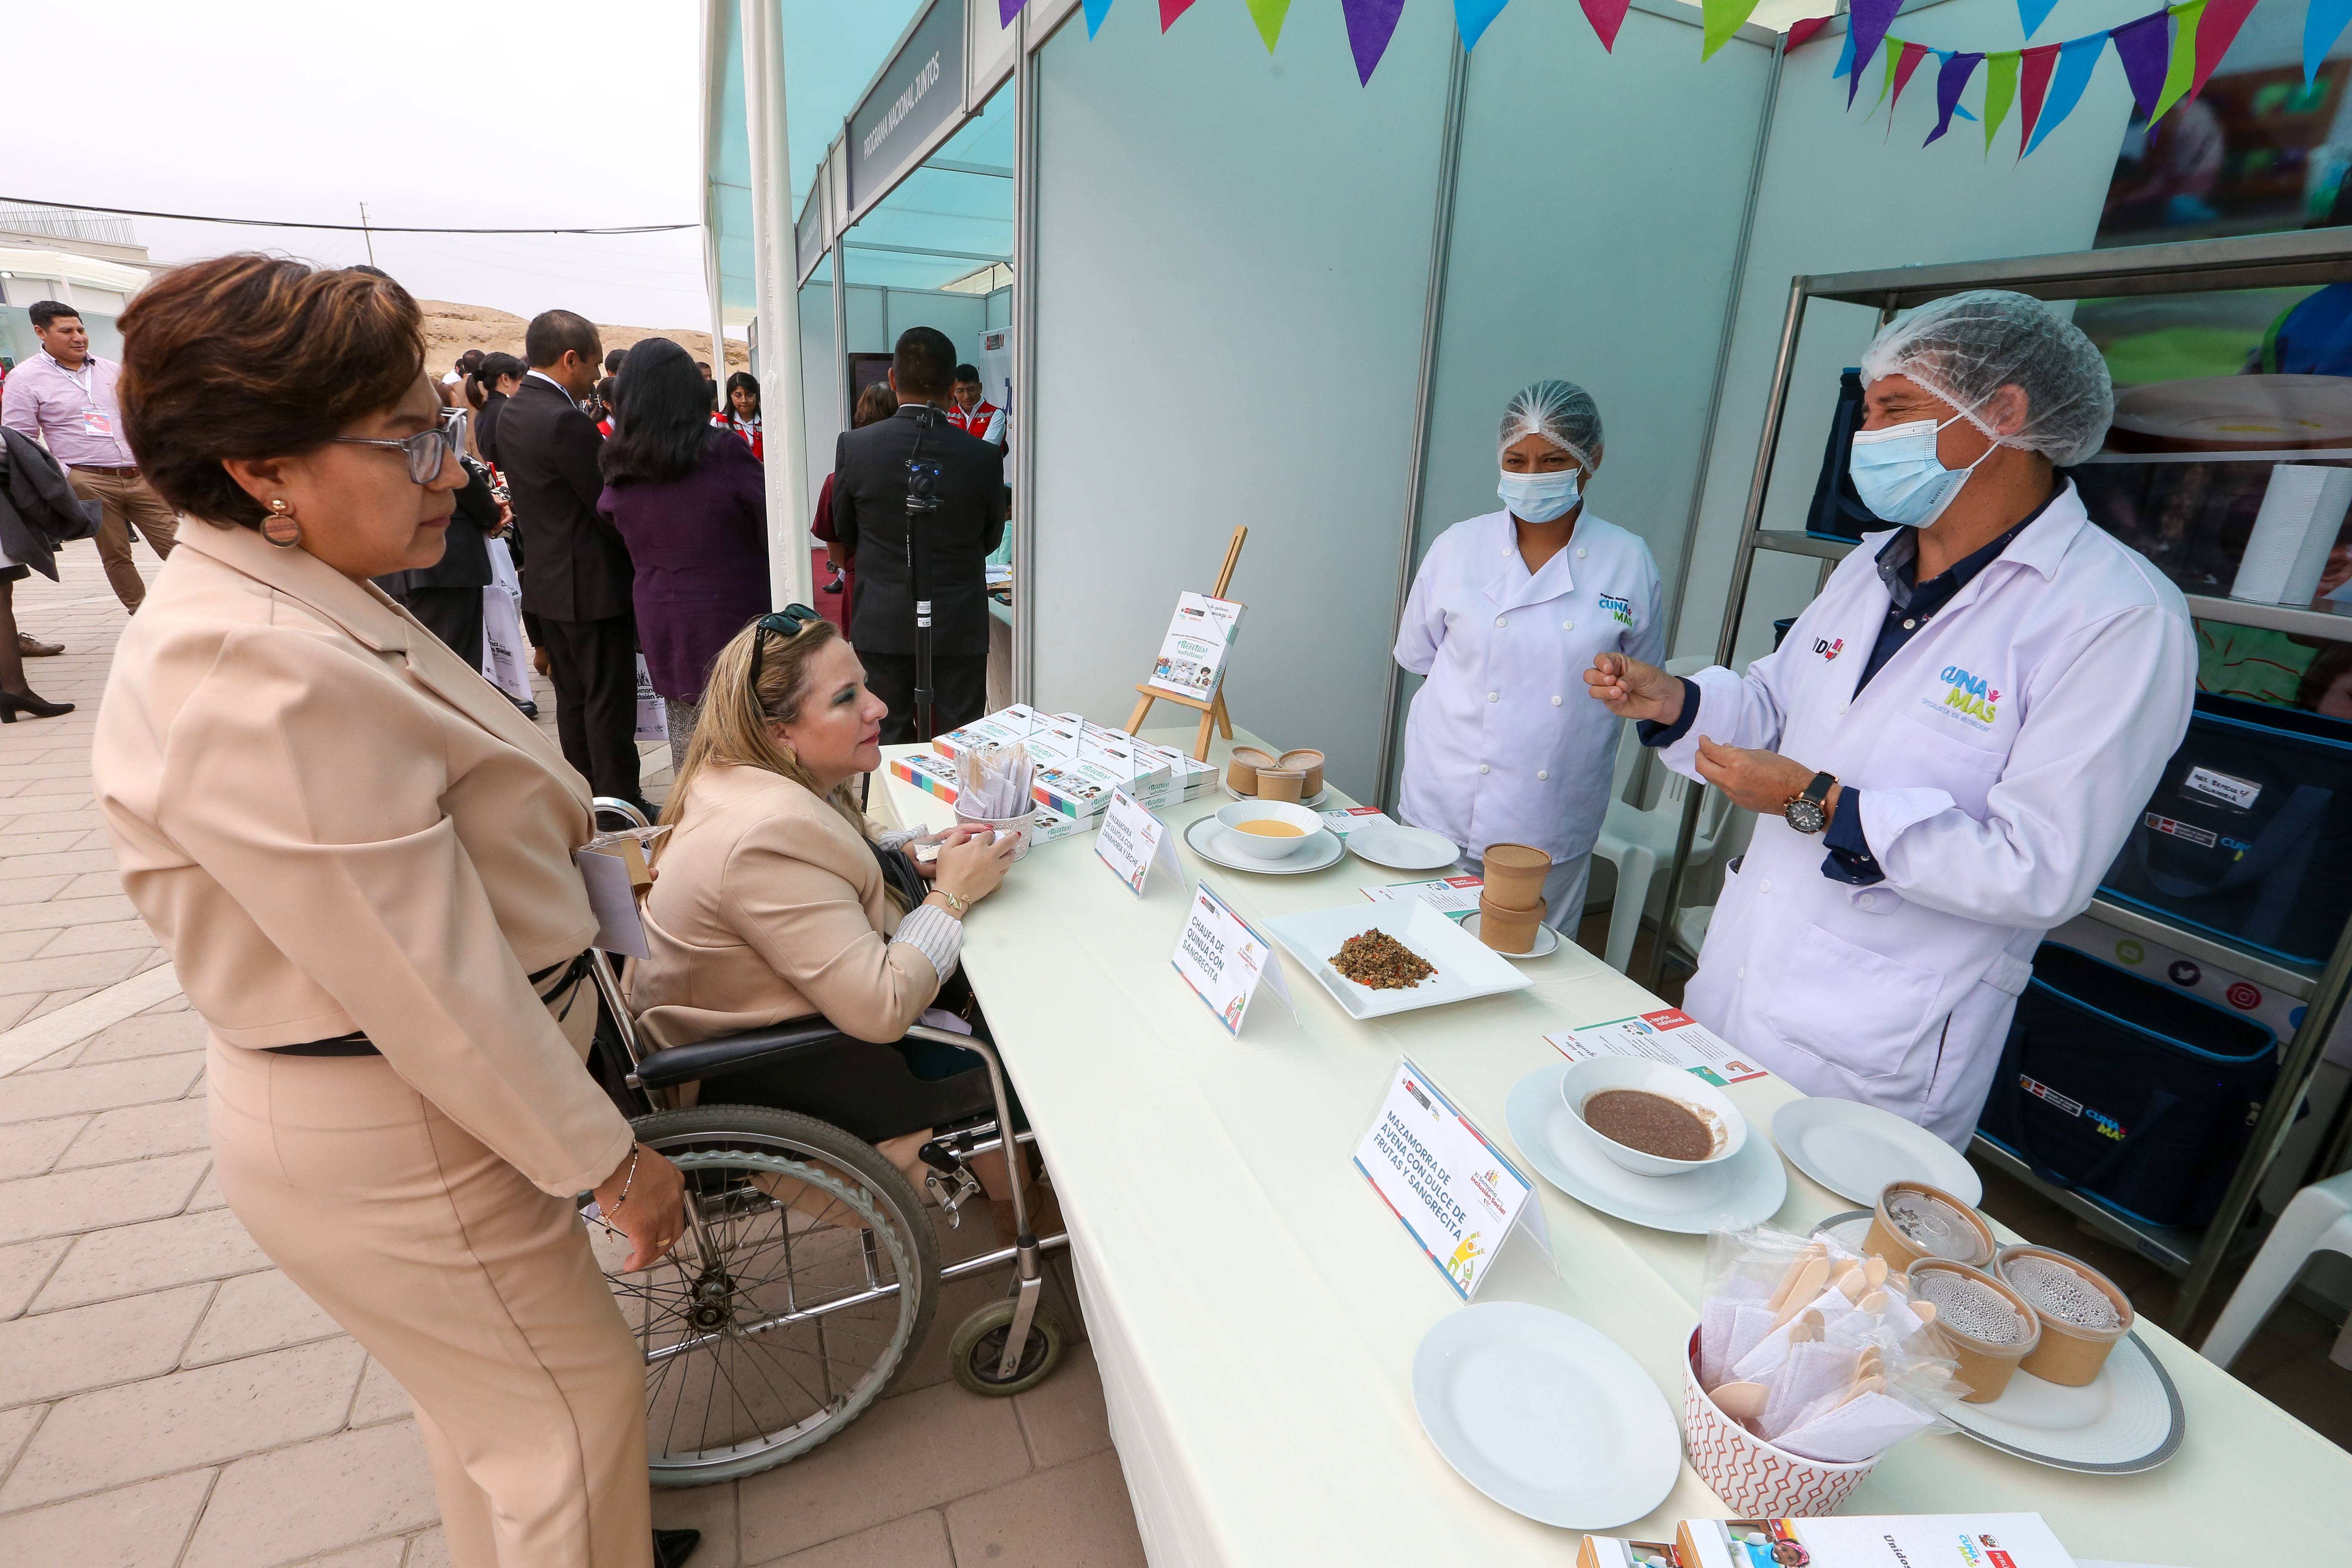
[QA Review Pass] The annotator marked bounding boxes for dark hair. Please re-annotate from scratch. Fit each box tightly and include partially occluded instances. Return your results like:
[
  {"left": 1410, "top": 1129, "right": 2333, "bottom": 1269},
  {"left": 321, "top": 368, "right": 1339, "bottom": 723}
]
[
  {"left": 117, "top": 255, "right": 425, "bottom": 529},
  {"left": 349, "top": 264, "right": 394, "bottom": 281},
  {"left": 852, "top": 381, "right": 898, "bottom": 429},
  {"left": 604, "top": 347, "right": 628, "bottom": 375},
  {"left": 724, "top": 371, "right": 760, "bottom": 416},
  {"left": 596, "top": 376, "right": 619, "bottom": 410},
  {"left": 599, "top": 337, "right": 721, "bottom": 484},
  {"left": 456, "top": 348, "right": 485, "bottom": 377},
  {"left": 892, "top": 326, "right": 956, "bottom": 398},
  {"left": 27, "top": 300, "right": 80, "bottom": 330},
  {"left": 695, "top": 361, "right": 712, "bottom": 374},
  {"left": 523, "top": 309, "right": 599, "bottom": 369},
  {"left": 2298, "top": 641, "right": 2352, "bottom": 711},
  {"left": 477, "top": 352, "right": 524, "bottom": 385},
  {"left": 953, "top": 364, "right": 980, "bottom": 384}
]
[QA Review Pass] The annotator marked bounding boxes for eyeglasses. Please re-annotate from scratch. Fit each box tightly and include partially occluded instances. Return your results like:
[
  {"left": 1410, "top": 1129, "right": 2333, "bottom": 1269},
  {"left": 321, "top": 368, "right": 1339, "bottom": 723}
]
[
  {"left": 745, "top": 604, "right": 826, "bottom": 692},
  {"left": 329, "top": 408, "right": 469, "bottom": 485}
]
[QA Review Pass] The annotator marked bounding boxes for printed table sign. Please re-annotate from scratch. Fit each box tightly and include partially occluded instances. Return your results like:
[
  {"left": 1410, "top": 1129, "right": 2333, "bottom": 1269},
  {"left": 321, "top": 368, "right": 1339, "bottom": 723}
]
[
  {"left": 1170, "top": 882, "right": 1294, "bottom": 1034},
  {"left": 1546, "top": 1008, "right": 1769, "bottom": 1086},
  {"left": 1354, "top": 1057, "right": 1550, "bottom": 1301},
  {"left": 1094, "top": 787, "right": 1182, "bottom": 897},
  {"left": 1362, "top": 875, "right": 1484, "bottom": 922},
  {"left": 1320, "top": 805, "right": 1392, "bottom": 839}
]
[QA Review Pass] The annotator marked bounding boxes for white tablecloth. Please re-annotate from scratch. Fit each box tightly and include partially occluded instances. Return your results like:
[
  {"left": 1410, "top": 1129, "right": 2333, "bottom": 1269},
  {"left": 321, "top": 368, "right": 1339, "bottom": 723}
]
[{"left": 875, "top": 731, "right": 2352, "bottom": 1567}]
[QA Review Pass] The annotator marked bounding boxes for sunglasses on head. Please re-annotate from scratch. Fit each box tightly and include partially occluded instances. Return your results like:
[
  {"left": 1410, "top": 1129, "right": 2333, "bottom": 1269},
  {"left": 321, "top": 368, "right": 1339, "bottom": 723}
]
[{"left": 745, "top": 604, "right": 826, "bottom": 692}]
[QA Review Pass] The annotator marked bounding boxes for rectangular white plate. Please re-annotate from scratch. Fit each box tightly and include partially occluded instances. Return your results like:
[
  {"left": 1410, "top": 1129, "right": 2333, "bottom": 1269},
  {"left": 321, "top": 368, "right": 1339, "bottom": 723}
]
[{"left": 1264, "top": 900, "right": 1534, "bottom": 1019}]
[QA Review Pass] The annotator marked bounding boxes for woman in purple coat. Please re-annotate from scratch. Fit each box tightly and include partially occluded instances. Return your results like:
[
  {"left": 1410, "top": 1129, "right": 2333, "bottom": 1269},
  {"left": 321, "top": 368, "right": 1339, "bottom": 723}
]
[{"left": 598, "top": 336, "right": 770, "bottom": 773}]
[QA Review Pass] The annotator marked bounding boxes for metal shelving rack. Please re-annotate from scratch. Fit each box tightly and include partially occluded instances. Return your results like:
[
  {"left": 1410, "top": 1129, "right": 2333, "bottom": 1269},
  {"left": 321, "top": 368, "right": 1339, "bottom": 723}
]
[{"left": 1660, "top": 228, "right": 2352, "bottom": 1332}]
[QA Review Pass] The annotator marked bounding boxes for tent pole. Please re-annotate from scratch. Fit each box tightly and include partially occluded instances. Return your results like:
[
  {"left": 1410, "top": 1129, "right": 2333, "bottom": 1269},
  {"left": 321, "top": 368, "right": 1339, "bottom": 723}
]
[
  {"left": 1010, "top": 5, "right": 1040, "bottom": 707},
  {"left": 1375, "top": 33, "right": 1470, "bottom": 812},
  {"left": 698, "top": 0, "right": 730, "bottom": 420},
  {"left": 741, "top": 0, "right": 813, "bottom": 610}
]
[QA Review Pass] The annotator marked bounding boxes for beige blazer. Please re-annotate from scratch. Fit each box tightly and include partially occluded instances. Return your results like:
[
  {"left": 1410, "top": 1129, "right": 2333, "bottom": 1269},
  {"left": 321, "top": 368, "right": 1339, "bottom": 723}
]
[
  {"left": 627, "top": 763, "right": 941, "bottom": 1051},
  {"left": 92, "top": 520, "right": 634, "bottom": 1198}
]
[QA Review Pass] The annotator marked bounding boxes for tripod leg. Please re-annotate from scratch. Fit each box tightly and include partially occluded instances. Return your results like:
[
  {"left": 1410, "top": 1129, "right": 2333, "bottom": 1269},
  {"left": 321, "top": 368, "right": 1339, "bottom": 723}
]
[
  {"left": 1194, "top": 705, "right": 1216, "bottom": 761},
  {"left": 1125, "top": 693, "right": 1153, "bottom": 734}
]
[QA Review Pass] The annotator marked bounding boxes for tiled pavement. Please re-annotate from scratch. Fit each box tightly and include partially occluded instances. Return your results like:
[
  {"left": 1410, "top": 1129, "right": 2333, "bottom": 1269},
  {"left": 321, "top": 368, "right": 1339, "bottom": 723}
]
[{"left": 0, "top": 544, "right": 1145, "bottom": 1567}]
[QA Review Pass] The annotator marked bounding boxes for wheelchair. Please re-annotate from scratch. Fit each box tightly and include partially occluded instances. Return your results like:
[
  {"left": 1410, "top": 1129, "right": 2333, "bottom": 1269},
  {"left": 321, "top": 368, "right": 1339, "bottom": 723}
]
[{"left": 580, "top": 802, "right": 1070, "bottom": 1488}]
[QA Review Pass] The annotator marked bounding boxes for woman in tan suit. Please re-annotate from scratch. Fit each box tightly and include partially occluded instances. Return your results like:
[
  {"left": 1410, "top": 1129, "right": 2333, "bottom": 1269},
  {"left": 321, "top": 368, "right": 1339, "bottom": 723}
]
[
  {"left": 92, "top": 255, "right": 695, "bottom": 1568},
  {"left": 626, "top": 609, "right": 1018, "bottom": 1180}
]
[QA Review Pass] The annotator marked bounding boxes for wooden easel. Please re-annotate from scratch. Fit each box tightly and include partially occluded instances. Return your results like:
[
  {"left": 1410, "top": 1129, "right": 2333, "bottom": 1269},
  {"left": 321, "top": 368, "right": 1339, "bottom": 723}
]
[{"left": 1125, "top": 526, "right": 1246, "bottom": 761}]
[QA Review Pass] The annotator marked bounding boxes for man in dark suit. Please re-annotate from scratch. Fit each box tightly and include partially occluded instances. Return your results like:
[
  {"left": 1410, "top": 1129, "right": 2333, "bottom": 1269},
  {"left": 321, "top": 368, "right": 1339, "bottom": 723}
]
[
  {"left": 499, "top": 309, "right": 644, "bottom": 811},
  {"left": 374, "top": 449, "right": 500, "bottom": 674},
  {"left": 833, "top": 325, "right": 1008, "bottom": 741}
]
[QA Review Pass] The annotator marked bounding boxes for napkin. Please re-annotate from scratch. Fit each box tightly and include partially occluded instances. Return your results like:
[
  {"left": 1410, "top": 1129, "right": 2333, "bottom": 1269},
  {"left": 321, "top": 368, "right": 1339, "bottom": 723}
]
[
  {"left": 1759, "top": 1342, "right": 1860, "bottom": 1440},
  {"left": 1700, "top": 1298, "right": 1777, "bottom": 1389},
  {"left": 1773, "top": 1388, "right": 1935, "bottom": 1464}
]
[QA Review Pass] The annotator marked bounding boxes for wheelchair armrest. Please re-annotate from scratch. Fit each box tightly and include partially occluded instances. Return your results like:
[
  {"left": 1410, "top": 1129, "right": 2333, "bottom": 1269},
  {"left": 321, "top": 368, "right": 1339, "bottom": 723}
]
[{"left": 631, "top": 1019, "right": 855, "bottom": 1089}]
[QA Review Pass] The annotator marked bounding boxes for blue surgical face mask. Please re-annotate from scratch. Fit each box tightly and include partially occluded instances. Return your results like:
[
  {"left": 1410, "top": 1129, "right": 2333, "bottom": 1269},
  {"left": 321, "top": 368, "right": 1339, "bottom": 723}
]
[
  {"left": 1498, "top": 466, "right": 1581, "bottom": 524},
  {"left": 1848, "top": 412, "right": 1993, "bottom": 528}
]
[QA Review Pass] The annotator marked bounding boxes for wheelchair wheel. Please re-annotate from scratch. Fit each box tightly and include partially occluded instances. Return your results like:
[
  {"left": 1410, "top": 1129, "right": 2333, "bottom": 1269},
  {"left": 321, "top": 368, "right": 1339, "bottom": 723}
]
[
  {"left": 590, "top": 1103, "right": 942, "bottom": 1487},
  {"left": 948, "top": 1298, "right": 1066, "bottom": 1397}
]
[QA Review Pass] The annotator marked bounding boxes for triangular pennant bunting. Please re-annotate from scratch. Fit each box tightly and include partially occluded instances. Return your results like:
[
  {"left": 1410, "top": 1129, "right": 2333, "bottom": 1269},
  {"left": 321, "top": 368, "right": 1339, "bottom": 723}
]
[
  {"left": 1000, "top": 0, "right": 1029, "bottom": 26},
  {"left": 1454, "top": 0, "right": 1511, "bottom": 50},
  {"left": 1982, "top": 50, "right": 2020, "bottom": 155},
  {"left": 2027, "top": 32, "right": 2107, "bottom": 154},
  {"left": 1926, "top": 50, "right": 1984, "bottom": 144},
  {"left": 2017, "top": 40, "right": 2061, "bottom": 154},
  {"left": 1247, "top": 0, "right": 1293, "bottom": 52},
  {"left": 1083, "top": 0, "right": 1116, "bottom": 37},
  {"left": 1889, "top": 38, "right": 1933, "bottom": 120},
  {"left": 1340, "top": 0, "right": 1407, "bottom": 83},
  {"left": 1834, "top": 20, "right": 1858, "bottom": 79},
  {"left": 1582, "top": 0, "right": 1635, "bottom": 52},
  {"left": 2149, "top": 0, "right": 2205, "bottom": 122},
  {"left": 1703, "top": 0, "right": 1763, "bottom": 59},
  {"left": 2110, "top": 9, "right": 2176, "bottom": 116},
  {"left": 2187, "top": 0, "right": 2259, "bottom": 100},
  {"left": 2017, "top": 0, "right": 2061, "bottom": 37},
  {"left": 2309, "top": 0, "right": 2352, "bottom": 85},
  {"left": 1786, "top": 15, "right": 1833, "bottom": 52},
  {"left": 1159, "top": 0, "right": 1198, "bottom": 29},
  {"left": 1849, "top": 0, "right": 1905, "bottom": 105}
]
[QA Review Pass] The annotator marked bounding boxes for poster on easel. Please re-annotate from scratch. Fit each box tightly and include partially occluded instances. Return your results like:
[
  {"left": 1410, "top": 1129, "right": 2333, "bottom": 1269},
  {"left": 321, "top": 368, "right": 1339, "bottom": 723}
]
[{"left": 1144, "top": 592, "right": 1246, "bottom": 701}]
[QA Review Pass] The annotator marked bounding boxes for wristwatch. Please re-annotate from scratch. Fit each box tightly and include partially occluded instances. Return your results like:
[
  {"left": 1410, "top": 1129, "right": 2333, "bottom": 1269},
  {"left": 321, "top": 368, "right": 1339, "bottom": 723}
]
[{"left": 1783, "top": 772, "right": 1837, "bottom": 836}]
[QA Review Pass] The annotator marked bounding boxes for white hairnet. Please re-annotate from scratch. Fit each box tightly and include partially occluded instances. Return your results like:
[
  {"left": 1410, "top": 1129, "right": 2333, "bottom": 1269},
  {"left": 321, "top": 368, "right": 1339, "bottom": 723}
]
[
  {"left": 1858, "top": 289, "right": 2114, "bottom": 466},
  {"left": 1498, "top": 379, "right": 1603, "bottom": 468}
]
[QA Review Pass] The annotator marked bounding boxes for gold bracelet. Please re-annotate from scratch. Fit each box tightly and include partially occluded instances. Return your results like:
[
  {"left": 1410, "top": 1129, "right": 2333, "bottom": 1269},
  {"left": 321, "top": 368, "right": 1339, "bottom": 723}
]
[{"left": 935, "top": 888, "right": 970, "bottom": 915}]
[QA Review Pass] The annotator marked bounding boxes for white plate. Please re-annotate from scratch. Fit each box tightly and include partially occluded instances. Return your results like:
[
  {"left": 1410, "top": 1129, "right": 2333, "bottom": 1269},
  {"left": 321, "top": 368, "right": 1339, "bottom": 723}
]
[
  {"left": 1810, "top": 1214, "right": 2182, "bottom": 1473},
  {"left": 1221, "top": 780, "right": 1330, "bottom": 810},
  {"left": 1771, "top": 1096, "right": 1982, "bottom": 1207},
  {"left": 2109, "top": 374, "right": 2352, "bottom": 449},
  {"left": 1262, "top": 900, "right": 1534, "bottom": 1019},
  {"left": 1504, "top": 1060, "right": 1786, "bottom": 1234},
  {"left": 1346, "top": 822, "right": 1460, "bottom": 872},
  {"left": 1181, "top": 815, "right": 1345, "bottom": 876},
  {"left": 1460, "top": 912, "right": 1561, "bottom": 959},
  {"left": 1412, "top": 1301, "right": 1680, "bottom": 1528}
]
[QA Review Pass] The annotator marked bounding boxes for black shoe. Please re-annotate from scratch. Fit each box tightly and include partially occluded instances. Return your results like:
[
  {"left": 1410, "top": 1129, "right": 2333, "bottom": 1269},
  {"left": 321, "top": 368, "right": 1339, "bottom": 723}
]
[
  {"left": 511, "top": 697, "right": 539, "bottom": 719},
  {"left": 653, "top": 1527, "right": 701, "bottom": 1568},
  {"left": 0, "top": 690, "right": 73, "bottom": 723}
]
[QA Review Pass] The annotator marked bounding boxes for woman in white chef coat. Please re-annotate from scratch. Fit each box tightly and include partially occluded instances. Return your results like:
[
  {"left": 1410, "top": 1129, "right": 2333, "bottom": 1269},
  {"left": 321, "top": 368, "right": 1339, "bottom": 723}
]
[
  {"left": 1586, "top": 292, "right": 2197, "bottom": 1148},
  {"left": 1394, "top": 380, "right": 1662, "bottom": 931}
]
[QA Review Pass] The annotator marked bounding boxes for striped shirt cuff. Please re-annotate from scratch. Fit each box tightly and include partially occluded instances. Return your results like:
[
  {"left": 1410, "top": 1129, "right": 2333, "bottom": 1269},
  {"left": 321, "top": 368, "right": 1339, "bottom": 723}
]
[{"left": 892, "top": 901, "right": 964, "bottom": 983}]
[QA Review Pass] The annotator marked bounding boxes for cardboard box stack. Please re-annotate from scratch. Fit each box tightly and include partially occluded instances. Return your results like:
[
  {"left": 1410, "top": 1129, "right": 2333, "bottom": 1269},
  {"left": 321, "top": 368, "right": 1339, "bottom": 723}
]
[
  {"left": 1580, "top": 1514, "right": 2079, "bottom": 1568},
  {"left": 908, "top": 706, "right": 1217, "bottom": 826}
]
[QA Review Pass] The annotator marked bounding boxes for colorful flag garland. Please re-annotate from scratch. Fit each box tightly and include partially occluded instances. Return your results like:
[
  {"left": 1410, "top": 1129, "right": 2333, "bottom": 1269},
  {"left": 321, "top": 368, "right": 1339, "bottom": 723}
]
[{"left": 1014, "top": 0, "right": 2279, "bottom": 159}]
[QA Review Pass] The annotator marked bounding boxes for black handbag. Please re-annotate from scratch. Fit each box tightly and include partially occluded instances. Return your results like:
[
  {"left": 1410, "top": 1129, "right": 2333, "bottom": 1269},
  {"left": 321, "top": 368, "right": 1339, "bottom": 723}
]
[
  {"left": 2098, "top": 693, "right": 2352, "bottom": 966},
  {"left": 1976, "top": 943, "right": 2277, "bottom": 1229},
  {"left": 1804, "top": 368, "right": 1892, "bottom": 542}
]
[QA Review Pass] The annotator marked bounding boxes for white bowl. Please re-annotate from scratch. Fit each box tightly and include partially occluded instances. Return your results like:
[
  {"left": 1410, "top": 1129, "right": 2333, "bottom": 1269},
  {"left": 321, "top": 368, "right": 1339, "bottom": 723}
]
[
  {"left": 1213, "top": 799, "right": 1323, "bottom": 861},
  {"left": 1559, "top": 1057, "right": 1747, "bottom": 1177}
]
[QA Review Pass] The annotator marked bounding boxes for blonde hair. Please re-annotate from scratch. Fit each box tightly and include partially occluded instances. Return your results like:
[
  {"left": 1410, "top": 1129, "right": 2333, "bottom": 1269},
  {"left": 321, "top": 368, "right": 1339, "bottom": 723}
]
[{"left": 662, "top": 616, "right": 873, "bottom": 848}]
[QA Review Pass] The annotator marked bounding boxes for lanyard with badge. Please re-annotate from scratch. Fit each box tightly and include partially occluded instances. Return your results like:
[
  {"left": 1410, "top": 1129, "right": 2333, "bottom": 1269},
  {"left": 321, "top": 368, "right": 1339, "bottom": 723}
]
[{"left": 53, "top": 356, "right": 110, "bottom": 439}]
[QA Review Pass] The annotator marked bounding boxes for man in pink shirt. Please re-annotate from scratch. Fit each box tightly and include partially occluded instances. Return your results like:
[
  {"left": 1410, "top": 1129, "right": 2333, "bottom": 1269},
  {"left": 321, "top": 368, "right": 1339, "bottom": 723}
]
[{"left": 0, "top": 300, "right": 178, "bottom": 612}]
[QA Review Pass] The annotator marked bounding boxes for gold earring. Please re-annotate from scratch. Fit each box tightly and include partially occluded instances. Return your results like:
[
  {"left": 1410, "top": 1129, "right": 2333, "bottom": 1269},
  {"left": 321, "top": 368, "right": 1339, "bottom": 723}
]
[{"left": 262, "top": 499, "right": 301, "bottom": 548}]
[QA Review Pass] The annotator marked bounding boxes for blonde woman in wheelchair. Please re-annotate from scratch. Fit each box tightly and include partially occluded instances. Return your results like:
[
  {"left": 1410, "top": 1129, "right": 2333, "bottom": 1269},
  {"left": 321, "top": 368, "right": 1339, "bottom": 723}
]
[{"left": 609, "top": 607, "right": 1065, "bottom": 1481}]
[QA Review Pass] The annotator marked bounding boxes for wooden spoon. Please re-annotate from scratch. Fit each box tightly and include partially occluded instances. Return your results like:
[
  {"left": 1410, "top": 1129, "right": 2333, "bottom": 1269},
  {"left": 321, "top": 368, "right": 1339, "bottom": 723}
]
[
  {"left": 1856, "top": 1289, "right": 1890, "bottom": 1314},
  {"left": 1836, "top": 1374, "right": 1886, "bottom": 1408},
  {"left": 1710, "top": 1381, "right": 1769, "bottom": 1420},
  {"left": 1768, "top": 1246, "right": 1830, "bottom": 1313},
  {"left": 1770, "top": 1259, "right": 1831, "bottom": 1328},
  {"left": 1862, "top": 1256, "right": 1889, "bottom": 1288}
]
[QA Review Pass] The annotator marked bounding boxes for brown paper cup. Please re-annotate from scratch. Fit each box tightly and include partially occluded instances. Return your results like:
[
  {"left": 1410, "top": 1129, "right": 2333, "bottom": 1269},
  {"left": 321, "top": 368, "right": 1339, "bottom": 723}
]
[
  {"left": 1225, "top": 746, "right": 1276, "bottom": 795},
  {"left": 1997, "top": 1245, "right": 2134, "bottom": 1387},
  {"left": 1481, "top": 842, "right": 1551, "bottom": 910},
  {"left": 1277, "top": 749, "right": 1325, "bottom": 797},
  {"left": 1908, "top": 1259, "right": 2041, "bottom": 1403},
  {"left": 1256, "top": 767, "right": 1306, "bottom": 803},
  {"left": 1862, "top": 1180, "right": 1995, "bottom": 1273},
  {"left": 1475, "top": 893, "right": 1545, "bottom": 953}
]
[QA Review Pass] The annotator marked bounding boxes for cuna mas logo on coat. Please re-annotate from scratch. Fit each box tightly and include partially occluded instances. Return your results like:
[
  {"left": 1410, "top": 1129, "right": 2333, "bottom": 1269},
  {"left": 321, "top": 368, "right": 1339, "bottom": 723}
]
[
  {"left": 1597, "top": 592, "right": 1634, "bottom": 626},
  {"left": 1930, "top": 664, "right": 2002, "bottom": 728}
]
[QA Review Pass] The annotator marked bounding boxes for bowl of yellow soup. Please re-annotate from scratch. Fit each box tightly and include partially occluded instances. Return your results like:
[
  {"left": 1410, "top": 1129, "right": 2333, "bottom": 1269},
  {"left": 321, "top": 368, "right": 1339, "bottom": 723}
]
[{"left": 1213, "top": 799, "right": 1323, "bottom": 861}]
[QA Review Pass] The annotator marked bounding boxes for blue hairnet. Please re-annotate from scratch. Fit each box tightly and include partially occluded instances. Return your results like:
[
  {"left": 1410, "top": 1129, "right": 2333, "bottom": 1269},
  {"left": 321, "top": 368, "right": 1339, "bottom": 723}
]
[
  {"left": 1859, "top": 290, "right": 2113, "bottom": 466},
  {"left": 1499, "top": 380, "right": 1603, "bottom": 469}
]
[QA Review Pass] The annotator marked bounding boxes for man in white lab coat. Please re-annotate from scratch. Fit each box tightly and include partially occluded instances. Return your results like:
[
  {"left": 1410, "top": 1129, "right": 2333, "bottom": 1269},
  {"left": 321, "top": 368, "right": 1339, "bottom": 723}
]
[{"left": 1588, "top": 291, "right": 2196, "bottom": 1146}]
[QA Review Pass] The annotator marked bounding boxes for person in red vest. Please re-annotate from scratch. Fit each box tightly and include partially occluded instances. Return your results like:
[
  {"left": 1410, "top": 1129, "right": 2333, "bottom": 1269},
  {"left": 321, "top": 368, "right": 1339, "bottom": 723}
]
[{"left": 946, "top": 364, "right": 1003, "bottom": 446}]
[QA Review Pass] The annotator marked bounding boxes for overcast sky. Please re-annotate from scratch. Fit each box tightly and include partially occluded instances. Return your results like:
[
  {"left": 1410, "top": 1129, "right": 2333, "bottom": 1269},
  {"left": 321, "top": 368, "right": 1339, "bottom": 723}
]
[{"left": 0, "top": 0, "right": 723, "bottom": 329}]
